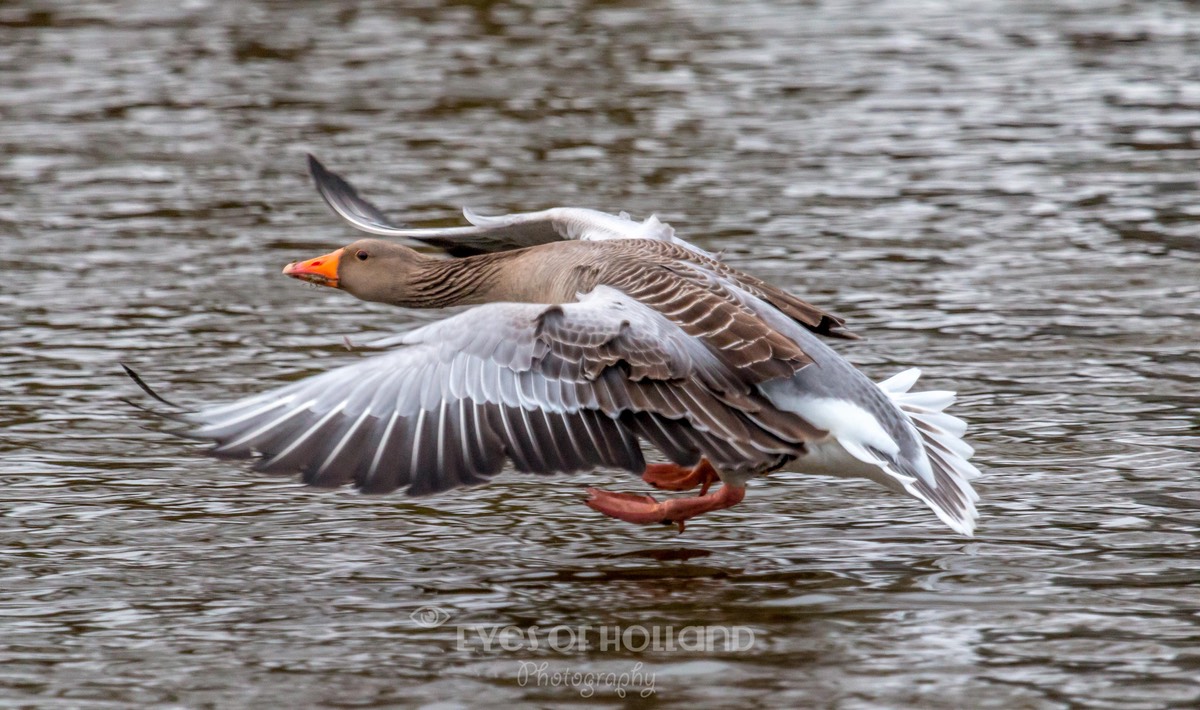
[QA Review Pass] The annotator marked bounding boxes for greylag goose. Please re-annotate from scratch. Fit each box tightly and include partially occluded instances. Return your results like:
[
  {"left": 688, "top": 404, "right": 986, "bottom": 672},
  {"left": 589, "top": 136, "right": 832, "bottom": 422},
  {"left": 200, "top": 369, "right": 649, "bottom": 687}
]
[{"left": 128, "top": 156, "right": 981, "bottom": 535}]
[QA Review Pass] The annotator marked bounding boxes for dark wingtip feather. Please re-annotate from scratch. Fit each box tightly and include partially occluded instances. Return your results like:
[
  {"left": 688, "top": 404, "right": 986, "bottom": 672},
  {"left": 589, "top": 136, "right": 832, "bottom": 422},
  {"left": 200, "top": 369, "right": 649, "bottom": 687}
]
[
  {"left": 305, "top": 152, "right": 324, "bottom": 176},
  {"left": 119, "top": 366, "right": 194, "bottom": 424},
  {"left": 306, "top": 154, "right": 494, "bottom": 258},
  {"left": 120, "top": 363, "right": 182, "bottom": 409},
  {"left": 306, "top": 153, "right": 397, "bottom": 228}
]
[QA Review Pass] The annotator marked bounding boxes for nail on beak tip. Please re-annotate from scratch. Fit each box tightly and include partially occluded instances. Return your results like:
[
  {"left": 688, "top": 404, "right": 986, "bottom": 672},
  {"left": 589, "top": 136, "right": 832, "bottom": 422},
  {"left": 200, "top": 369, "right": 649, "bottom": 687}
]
[{"left": 281, "top": 248, "right": 342, "bottom": 288}]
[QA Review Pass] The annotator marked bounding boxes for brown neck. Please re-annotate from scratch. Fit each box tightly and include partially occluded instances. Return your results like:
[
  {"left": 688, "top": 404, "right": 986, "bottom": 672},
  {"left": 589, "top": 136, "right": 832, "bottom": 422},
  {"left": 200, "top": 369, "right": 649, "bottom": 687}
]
[{"left": 392, "top": 251, "right": 516, "bottom": 308}]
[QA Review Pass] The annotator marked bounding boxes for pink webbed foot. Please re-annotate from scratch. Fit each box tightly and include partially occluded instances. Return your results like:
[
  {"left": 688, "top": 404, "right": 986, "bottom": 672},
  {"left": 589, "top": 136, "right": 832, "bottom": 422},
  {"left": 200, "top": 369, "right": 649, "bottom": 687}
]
[
  {"left": 584, "top": 489, "right": 666, "bottom": 525},
  {"left": 585, "top": 482, "right": 747, "bottom": 533}
]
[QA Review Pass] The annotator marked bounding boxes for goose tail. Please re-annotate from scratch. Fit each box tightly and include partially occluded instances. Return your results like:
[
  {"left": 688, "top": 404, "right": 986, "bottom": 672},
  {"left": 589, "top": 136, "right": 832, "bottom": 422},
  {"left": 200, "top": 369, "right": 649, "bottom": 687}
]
[{"left": 878, "top": 368, "right": 982, "bottom": 536}]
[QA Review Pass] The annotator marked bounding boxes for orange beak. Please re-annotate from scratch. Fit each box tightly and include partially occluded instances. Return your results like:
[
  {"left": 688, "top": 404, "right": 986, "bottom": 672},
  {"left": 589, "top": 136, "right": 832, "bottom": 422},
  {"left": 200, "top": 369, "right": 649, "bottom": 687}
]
[{"left": 283, "top": 248, "right": 342, "bottom": 288}]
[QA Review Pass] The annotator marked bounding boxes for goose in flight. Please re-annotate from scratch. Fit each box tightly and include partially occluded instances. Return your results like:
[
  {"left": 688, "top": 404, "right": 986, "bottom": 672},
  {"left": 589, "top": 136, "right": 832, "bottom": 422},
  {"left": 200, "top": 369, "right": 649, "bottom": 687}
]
[{"left": 127, "top": 156, "right": 981, "bottom": 535}]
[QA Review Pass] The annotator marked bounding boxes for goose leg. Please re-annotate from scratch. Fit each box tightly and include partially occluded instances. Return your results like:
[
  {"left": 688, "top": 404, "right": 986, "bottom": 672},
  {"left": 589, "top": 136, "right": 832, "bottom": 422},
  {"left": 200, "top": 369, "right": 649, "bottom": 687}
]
[
  {"left": 584, "top": 483, "right": 746, "bottom": 532},
  {"left": 641, "top": 459, "right": 719, "bottom": 494}
]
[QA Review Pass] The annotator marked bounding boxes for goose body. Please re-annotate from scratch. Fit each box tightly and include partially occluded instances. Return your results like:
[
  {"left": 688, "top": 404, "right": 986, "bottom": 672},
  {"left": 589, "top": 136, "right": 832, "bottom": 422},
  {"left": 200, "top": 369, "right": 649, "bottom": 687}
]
[{"left": 133, "top": 156, "right": 981, "bottom": 536}]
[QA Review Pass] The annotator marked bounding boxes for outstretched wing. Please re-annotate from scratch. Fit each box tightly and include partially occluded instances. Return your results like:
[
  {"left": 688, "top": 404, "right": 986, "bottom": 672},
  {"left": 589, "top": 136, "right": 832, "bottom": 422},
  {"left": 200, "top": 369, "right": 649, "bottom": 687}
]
[
  {"left": 307, "top": 154, "right": 711, "bottom": 258},
  {"left": 168, "top": 288, "right": 814, "bottom": 496}
]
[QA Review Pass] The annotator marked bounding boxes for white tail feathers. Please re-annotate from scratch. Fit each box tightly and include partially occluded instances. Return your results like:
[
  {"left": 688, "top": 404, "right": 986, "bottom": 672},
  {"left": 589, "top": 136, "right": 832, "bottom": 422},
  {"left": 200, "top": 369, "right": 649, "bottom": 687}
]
[{"left": 879, "top": 368, "right": 982, "bottom": 536}]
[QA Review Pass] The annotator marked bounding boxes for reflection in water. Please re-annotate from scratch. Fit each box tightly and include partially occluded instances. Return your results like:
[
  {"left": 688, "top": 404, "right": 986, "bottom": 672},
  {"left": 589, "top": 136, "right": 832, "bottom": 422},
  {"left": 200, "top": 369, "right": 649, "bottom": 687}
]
[{"left": 2, "top": 0, "right": 1200, "bottom": 706}]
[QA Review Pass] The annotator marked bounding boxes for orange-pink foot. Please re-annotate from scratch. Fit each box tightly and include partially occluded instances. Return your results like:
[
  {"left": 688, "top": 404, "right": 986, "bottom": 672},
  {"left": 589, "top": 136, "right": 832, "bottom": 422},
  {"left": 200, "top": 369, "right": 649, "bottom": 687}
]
[
  {"left": 585, "top": 483, "right": 746, "bottom": 532},
  {"left": 583, "top": 489, "right": 665, "bottom": 525},
  {"left": 641, "top": 459, "right": 719, "bottom": 494}
]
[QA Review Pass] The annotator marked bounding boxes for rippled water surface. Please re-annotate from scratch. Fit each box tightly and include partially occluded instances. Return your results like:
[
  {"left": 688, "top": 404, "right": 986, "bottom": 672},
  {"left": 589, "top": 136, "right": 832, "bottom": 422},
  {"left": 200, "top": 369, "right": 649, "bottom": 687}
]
[{"left": 4, "top": 0, "right": 1200, "bottom": 707}]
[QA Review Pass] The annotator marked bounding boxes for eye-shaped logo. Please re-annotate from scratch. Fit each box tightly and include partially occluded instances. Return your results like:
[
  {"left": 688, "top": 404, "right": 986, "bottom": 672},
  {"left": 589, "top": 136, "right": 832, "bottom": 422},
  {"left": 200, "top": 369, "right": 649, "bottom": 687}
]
[{"left": 410, "top": 606, "right": 451, "bottom": 628}]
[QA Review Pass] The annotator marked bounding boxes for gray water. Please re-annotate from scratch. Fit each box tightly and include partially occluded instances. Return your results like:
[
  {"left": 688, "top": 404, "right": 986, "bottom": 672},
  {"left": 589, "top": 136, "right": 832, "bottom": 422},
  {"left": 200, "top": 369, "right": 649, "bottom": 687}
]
[{"left": 3, "top": 1, "right": 1200, "bottom": 707}]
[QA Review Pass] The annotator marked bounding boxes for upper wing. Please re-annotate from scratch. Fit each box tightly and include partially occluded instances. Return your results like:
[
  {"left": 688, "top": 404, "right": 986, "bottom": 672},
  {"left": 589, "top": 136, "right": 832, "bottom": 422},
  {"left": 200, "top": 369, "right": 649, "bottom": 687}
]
[
  {"left": 172, "top": 288, "right": 813, "bottom": 496},
  {"left": 307, "top": 154, "right": 712, "bottom": 258},
  {"left": 635, "top": 239, "right": 858, "bottom": 340}
]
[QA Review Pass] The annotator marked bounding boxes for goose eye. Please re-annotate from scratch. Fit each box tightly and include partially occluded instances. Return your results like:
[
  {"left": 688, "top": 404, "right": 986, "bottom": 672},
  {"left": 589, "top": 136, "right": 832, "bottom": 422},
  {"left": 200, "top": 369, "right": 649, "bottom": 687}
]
[{"left": 355, "top": 250, "right": 369, "bottom": 261}]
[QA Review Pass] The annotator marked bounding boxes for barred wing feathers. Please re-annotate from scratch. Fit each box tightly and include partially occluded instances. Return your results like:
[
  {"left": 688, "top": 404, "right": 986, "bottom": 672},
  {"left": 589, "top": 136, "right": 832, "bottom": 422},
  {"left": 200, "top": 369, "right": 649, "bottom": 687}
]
[{"left": 181, "top": 288, "right": 813, "bottom": 496}]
